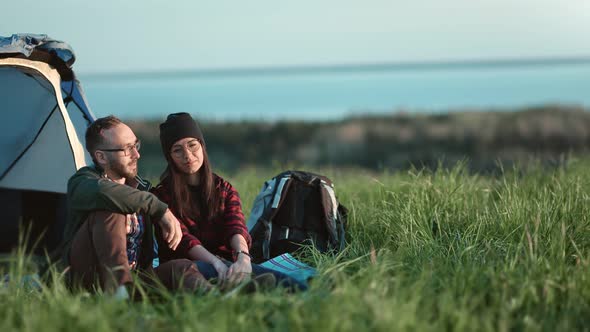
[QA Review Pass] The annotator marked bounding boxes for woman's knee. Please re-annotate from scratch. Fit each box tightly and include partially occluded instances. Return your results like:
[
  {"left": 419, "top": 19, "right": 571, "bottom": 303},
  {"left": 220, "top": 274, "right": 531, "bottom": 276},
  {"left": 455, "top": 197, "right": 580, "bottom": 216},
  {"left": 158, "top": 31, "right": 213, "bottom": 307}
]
[
  {"left": 163, "top": 259, "right": 201, "bottom": 275},
  {"left": 157, "top": 259, "right": 209, "bottom": 290}
]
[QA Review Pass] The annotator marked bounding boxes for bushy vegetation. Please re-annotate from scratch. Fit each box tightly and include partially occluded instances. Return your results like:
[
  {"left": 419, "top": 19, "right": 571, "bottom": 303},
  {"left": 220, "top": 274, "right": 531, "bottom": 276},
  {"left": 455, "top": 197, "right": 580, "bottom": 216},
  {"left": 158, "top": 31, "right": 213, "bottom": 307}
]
[
  {"left": 130, "top": 105, "right": 590, "bottom": 178},
  {"left": 1, "top": 160, "right": 589, "bottom": 331}
]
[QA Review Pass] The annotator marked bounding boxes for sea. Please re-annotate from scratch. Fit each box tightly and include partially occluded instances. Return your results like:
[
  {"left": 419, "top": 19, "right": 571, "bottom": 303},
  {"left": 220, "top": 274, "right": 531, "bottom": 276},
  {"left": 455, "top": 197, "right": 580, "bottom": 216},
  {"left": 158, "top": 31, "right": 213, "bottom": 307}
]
[{"left": 79, "top": 61, "right": 590, "bottom": 122}]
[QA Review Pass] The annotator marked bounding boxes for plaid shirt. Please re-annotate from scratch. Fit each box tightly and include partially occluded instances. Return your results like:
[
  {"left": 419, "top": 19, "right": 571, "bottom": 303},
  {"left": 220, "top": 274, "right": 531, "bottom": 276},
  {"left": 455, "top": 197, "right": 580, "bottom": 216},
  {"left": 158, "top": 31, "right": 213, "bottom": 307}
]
[
  {"left": 125, "top": 213, "right": 144, "bottom": 269},
  {"left": 151, "top": 174, "right": 251, "bottom": 262}
]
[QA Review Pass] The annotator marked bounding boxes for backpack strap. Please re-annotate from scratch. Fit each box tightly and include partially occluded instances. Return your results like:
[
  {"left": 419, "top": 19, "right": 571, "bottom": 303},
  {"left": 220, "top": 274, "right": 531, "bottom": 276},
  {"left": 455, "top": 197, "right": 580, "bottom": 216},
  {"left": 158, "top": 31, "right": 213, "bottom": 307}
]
[
  {"left": 271, "top": 175, "right": 290, "bottom": 209},
  {"left": 336, "top": 205, "right": 347, "bottom": 251},
  {"left": 258, "top": 173, "right": 292, "bottom": 260},
  {"left": 319, "top": 180, "right": 344, "bottom": 250},
  {"left": 259, "top": 219, "right": 272, "bottom": 260}
]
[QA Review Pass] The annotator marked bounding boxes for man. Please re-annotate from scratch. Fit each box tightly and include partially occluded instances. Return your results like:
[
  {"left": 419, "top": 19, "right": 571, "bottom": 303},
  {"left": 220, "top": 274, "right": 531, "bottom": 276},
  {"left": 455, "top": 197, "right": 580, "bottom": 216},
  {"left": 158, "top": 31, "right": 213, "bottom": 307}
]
[{"left": 61, "top": 115, "right": 208, "bottom": 298}]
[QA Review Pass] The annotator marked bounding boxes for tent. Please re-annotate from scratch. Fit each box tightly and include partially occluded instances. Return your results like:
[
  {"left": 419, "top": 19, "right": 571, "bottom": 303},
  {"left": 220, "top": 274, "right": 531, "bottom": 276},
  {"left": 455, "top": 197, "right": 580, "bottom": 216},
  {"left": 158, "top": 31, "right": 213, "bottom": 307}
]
[{"left": 0, "top": 34, "right": 95, "bottom": 253}]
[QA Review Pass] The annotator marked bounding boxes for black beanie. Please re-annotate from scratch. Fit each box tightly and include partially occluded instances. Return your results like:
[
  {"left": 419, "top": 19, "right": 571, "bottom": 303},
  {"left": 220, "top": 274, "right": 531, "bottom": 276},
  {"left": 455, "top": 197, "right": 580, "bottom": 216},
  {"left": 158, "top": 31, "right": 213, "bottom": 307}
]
[{"left": 159, "top": 113, "right": 205, "bottom": 154}]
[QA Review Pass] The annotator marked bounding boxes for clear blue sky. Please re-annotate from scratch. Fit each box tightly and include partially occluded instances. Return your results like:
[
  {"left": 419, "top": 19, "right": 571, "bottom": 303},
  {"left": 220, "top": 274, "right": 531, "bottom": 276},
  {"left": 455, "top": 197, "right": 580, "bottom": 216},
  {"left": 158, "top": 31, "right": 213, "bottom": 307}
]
[{"left": 2, "top": 0, "right": 589, "bottom": 74}]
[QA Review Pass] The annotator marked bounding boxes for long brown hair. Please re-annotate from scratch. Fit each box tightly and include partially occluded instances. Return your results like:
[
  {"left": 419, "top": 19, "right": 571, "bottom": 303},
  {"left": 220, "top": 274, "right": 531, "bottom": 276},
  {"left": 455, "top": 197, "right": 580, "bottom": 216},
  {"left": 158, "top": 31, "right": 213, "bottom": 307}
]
[{"left": 160, "top": 141, "right": 221, "bottom": 220}]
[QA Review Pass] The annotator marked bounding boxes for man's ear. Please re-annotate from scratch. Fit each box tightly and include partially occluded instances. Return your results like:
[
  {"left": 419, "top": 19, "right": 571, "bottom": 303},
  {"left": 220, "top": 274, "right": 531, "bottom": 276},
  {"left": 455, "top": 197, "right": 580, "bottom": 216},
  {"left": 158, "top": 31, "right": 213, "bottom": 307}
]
[{"left": 94, "top": 150, "right": 108, "bottom": 166}]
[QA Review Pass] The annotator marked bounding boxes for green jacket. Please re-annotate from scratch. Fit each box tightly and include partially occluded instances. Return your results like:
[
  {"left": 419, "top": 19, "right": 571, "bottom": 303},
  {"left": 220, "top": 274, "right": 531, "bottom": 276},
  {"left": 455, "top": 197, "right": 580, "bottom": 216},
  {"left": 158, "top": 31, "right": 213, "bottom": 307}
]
[{"left": 60, "top": 165, "right": 168, "bottom": 270}]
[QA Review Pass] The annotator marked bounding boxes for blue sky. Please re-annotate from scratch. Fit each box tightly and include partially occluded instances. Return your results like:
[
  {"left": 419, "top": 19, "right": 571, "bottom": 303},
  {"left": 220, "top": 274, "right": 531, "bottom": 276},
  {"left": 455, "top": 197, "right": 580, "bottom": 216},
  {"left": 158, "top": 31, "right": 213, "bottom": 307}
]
[{"left": 2, "top": 0, "right": 589, "bottom": 74}]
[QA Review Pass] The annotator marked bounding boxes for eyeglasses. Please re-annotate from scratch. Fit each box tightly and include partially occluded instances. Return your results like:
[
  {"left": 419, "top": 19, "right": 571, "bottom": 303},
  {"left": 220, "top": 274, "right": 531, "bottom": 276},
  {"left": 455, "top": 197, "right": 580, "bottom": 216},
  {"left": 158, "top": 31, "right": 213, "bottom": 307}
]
[
  {"left": 170, "top": 139, "right": 201, "bottom": 158},
  {"left": 98, "top": 141, "right": 141, "bottom": 156}
]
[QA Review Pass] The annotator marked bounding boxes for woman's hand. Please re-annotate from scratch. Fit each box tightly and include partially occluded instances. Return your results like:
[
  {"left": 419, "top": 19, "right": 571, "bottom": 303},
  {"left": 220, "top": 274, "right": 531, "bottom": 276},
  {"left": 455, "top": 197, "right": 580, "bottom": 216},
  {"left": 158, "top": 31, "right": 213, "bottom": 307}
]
[
  {"left": 227, "top": 253, "right": 252, "bottom": 284},
  {"left": 212, "top": 259, "right": 229, "bottom": 281}
]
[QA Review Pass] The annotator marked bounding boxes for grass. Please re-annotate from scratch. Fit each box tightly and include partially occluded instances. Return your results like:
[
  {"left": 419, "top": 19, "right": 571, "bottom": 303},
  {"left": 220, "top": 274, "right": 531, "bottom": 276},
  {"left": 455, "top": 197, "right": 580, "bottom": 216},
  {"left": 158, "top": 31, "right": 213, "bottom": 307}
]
[{"left": 1, "top": 160, "right": 590, "bottom": 331}]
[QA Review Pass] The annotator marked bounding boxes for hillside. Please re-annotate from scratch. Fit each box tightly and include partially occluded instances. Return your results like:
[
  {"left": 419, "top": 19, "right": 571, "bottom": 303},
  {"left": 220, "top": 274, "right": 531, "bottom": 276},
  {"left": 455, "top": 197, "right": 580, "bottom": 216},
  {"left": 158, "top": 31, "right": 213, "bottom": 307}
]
[{"left": 128, "top": 105, "right": 590, "bottom": 177}]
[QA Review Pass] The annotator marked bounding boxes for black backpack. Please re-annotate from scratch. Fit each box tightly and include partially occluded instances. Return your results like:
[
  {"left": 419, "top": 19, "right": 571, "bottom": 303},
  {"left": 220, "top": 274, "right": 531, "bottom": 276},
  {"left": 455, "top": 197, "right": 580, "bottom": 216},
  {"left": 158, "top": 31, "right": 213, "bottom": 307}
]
[{"left": 246, "top": 171, "right": 347, "bottom": 263}]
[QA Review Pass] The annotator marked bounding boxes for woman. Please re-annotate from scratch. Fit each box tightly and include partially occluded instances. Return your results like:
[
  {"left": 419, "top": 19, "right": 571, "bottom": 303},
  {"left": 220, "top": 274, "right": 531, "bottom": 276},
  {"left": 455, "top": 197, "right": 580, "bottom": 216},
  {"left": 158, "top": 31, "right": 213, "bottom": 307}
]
[{"left": 152, "top": 113, "right": 306, "bottom": 290}]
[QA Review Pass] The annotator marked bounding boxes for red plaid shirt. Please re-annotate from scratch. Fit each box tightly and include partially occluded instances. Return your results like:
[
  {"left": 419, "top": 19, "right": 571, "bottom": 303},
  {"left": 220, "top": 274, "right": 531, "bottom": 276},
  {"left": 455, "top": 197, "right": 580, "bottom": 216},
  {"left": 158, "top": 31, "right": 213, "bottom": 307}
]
[{"left": 151, "top": 174, "right": 251, "bottom": 262}]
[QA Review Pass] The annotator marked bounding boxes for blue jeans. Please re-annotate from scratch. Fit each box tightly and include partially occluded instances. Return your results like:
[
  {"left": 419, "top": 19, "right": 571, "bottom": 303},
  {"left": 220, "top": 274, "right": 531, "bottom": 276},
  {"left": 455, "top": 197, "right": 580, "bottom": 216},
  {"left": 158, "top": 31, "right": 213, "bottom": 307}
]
[{"left": 195, "top": 260, "right": 308, "bottom": 291}]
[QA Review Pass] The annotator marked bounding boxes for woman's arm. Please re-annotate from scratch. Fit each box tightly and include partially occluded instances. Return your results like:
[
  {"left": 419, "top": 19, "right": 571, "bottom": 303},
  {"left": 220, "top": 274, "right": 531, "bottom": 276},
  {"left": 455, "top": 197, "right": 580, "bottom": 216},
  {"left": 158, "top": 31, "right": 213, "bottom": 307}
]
[
  {"left": 220, "top": 181, "right": 252, "bottom": 251},
  {"left": 230, "top": 233, "right": 249, "bottom": 254},
  {"left": 187, "top": 245, "right": 229, "bottom": 280},
  {"left": 227, "top": 234, "right": 252, "bottom": 282}
]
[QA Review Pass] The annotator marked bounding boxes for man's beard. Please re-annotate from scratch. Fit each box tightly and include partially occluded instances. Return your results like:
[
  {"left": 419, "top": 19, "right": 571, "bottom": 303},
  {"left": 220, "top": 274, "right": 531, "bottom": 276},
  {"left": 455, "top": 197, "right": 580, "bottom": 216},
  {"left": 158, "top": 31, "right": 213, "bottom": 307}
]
[{"left": 107, "top": 157, "right": 138, "bottom": 181}]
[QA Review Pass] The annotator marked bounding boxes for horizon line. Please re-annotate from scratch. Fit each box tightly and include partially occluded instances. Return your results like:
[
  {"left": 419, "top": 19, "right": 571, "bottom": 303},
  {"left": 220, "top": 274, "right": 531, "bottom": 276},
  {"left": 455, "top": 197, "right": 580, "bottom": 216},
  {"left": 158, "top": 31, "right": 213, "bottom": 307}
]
[{"left": 79, "top": 55, "right": 590, "bottom": 81}]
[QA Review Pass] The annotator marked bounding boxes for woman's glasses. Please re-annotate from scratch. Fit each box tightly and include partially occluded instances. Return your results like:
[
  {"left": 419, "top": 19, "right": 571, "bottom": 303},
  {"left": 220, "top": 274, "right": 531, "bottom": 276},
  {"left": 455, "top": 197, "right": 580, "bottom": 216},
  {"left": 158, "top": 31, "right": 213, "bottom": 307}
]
[{"left": 171, "top": 139, "right": 201, "bottom": 158}]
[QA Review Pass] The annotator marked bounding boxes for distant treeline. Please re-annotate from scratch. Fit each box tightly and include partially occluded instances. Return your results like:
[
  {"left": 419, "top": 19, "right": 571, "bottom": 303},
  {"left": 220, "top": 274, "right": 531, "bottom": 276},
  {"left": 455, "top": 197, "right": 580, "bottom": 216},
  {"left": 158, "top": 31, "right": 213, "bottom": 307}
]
[{"left": 128, "top": 105, "right": 590, "bottom": 176}]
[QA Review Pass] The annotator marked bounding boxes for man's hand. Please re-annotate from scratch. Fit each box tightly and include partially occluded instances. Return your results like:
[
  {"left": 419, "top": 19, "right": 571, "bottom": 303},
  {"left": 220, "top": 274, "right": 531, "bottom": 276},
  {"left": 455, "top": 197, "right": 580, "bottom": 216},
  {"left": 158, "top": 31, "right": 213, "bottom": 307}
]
[{"left": 157, "top": 209, "right": 182, "bottom": 250}]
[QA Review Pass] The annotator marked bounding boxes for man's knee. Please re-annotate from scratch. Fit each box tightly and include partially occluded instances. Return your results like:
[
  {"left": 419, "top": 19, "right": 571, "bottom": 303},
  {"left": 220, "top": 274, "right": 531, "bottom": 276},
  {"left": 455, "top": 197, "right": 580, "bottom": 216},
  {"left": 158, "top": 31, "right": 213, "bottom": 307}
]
[
  {"left": 88, "top": 210, "right": 126, "bottom": 223},
  {"left": 84, "top": 210, "right": 129, "bottom": 260},
  {"left": 87, "top": 210, "right": 127, "bottom": 232}
]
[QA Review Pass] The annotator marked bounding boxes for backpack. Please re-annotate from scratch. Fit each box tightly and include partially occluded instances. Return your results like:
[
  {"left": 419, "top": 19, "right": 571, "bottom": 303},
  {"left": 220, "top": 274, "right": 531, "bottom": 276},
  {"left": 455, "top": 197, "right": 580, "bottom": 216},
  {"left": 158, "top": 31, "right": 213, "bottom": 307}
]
[{"left": 246, "top": 170, "right": 347, "bottom": 263}]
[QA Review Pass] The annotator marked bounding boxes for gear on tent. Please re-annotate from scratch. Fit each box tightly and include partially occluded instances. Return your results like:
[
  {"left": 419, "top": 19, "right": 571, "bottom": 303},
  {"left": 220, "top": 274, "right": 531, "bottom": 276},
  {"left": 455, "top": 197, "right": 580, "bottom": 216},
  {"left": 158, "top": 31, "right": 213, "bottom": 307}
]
[{"left": 0, "top": 34, "right": 95, "bottom": 256}]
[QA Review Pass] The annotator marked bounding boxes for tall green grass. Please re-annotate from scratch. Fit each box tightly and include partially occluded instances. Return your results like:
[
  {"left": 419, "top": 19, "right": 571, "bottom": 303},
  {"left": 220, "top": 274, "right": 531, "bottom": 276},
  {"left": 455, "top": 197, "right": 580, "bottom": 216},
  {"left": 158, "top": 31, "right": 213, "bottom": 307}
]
[{"left": 1, "top": 161, "right": 589, "bottom": 331}]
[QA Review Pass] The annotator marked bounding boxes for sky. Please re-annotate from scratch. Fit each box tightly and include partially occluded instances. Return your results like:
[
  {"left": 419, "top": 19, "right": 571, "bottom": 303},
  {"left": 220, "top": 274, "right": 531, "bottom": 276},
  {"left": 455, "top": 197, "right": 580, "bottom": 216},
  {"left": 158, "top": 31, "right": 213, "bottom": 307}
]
[{"left": 2, "top": 0, "right": 590, "bottom": 75}]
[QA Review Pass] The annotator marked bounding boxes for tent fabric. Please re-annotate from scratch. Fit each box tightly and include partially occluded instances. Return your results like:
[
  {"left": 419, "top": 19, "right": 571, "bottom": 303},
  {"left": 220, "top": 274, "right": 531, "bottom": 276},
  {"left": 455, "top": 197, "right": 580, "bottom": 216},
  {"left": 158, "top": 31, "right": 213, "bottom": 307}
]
[
  {"left": 61, "top": 80, "right": 94, "bottom": 121},
  {"left": 0, "top": 33, "right": 95, "bottom": 253},
  {"left": 0, "top": 33, "right": 93, "bottom": 120},
  {"left": 0, "top": 34, "right": 95, "bottom": 194}
]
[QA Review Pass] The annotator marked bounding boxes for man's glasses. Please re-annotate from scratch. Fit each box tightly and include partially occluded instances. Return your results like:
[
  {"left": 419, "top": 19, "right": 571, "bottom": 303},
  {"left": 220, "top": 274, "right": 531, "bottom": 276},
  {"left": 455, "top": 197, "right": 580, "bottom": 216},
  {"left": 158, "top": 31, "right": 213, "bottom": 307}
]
[
  {"left": 98, "top": 141, "right": 141, "bottom": 156},
  {"left": 170, "top": 139, "right": 201, "bottom": 159}
]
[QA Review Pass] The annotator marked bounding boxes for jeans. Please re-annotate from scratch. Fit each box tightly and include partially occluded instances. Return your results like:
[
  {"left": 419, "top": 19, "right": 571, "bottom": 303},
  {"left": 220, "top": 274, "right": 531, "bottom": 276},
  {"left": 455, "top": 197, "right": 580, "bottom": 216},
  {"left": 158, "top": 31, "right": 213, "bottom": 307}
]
[{"left": 195, "top": 260, "right": 308, "bottom": 291}]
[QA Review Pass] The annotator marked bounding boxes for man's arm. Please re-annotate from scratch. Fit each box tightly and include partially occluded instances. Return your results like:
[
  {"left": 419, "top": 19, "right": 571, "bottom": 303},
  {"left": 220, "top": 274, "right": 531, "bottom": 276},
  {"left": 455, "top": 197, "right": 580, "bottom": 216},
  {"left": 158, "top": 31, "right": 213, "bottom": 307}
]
[
  {"left": 67, "top": 168, "right": 181, "bottom": 250},
  {"left": 67, "top": 168, "right": 168, "bottom": 221}
]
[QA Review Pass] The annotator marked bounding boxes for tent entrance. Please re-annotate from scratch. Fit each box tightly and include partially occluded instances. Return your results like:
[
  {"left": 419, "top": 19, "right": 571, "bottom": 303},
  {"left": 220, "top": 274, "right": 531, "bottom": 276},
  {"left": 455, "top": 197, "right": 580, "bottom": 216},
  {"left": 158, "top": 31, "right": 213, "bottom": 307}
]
[{"left": 0, "top": 188, "right": 66, "bottom": 254}]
